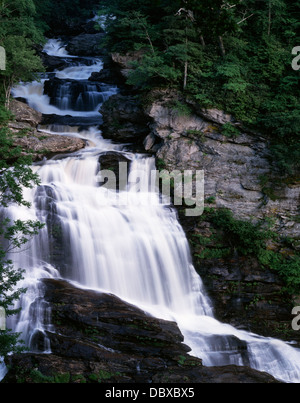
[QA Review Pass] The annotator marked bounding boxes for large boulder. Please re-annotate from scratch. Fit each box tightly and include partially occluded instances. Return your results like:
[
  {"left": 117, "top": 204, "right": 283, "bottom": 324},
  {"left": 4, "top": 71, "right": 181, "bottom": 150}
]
[
  {"left": 147, "top": 101, "right": 208, "bottom": 141},
  {"left": 8, "top": 99, "right": 86, "bottom": 160},
  {"left": 12, "top": 131, "right": 86, "bottom": 161},
  {"left": 9, "top": 99, "right": 42, "bottom": 127},
  {"left": 111, "top": 50, "right": 145, "bottom": 80},
  {"left": 66, "top": 33, "right": 106, "bottom": 57},
  {"left": 98, "top": 151, "right": 132, "bottom": 191}
]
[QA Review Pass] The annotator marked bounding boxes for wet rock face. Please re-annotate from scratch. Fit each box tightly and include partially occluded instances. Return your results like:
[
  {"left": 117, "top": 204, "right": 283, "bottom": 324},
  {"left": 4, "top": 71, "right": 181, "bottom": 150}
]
[
  {"left": 3, "top": 279, "right": 279, "bottom": 383},
  {"left": 42, "top": 279, "right": 190, "bottom": 359},
  {"left": 43, "top": 78, "right": 109, "bottom": 112},
  {"left": 39, "top": 53, "right": 70, "bottom": 72},
  {"left": 88, "top": 56, "right": 127, "bottom": 86},
  {"left": 66, "top": 33, "right": 106, "bottom": 57},
  {"left": 100, "top": 94, "right": 151, "bottom": 144},
  {"left": 178, "top": 214, "right": 300, "bottom": 345},
  {"left": 98, "top": 151, "right": 132, "bottom": 191}
]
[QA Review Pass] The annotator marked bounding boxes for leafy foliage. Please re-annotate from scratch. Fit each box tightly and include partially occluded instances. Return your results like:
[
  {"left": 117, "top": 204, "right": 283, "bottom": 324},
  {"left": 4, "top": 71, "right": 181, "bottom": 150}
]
[
  {"left": 198, "top": 208, "right": 300, "bottom": 295},
  {"left": 0, "top": 0, "right": 49, "bottom": 359},
  {"left": 33, "top": 0, "right": 100, "bottom": 34},
  {"left": 0, "top": 126, "right": 43, "bottom": 358},
  {"left": 98, "top": 0, "right": 299, "bottom": 174},
  {"left": 0, "top": 0, "right": 45, "bottom": 106}
]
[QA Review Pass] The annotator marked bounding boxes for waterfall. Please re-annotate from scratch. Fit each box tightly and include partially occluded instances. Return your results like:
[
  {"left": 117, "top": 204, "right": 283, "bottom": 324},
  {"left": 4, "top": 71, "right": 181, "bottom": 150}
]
[{"left": 3, "top": 39, "right": 300, "bottom": 384}]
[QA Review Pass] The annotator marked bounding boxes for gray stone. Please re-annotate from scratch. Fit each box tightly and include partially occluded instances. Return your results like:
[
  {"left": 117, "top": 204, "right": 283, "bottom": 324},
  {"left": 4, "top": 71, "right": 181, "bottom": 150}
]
[
  {"left": 9, "top": 99, "right": 42, "bottom": 127},
  {"left": 148, "top": 102, "right": 208, "bottom": 140},
  {"left": 143, "top": 133, "right": 156, "bottom": 151},
  {"left": 13, "top": 131, "right": 86, "bottom": 160},
  {"left": 146, "top": 94, "right": 300, "bottom": 238},
  {"left": 197, "top": 107, "right": 234, "bottom": 125},
  {"left": 8, "top": 99, "right": 86, "bottom": 160},
  {"left": 111, "top": 51, "right": 144, "bottom": 79}
]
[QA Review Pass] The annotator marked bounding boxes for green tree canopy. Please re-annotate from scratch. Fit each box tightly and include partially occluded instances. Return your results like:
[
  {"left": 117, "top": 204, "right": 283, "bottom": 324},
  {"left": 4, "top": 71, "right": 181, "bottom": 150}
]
[
  {"left": 0, "top": 0, "right": 44, "bottom": 106},
  {"left": 99, "top": 0, "right": 300, "bottom": 174}
]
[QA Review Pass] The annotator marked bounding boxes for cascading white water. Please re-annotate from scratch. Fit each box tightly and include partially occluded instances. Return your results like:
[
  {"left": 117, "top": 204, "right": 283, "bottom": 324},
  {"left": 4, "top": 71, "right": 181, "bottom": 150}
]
[
  {"left": 3, "top": 39, "right": 300, "bottom": 384},
  {"left": 12, "top": 40, "right": 116, "bottom": 117},
  {"left": 42, "top": 39, "right": 71, "bottom": 57},
  {"left": 55, "top": 61, "right": 104, "bottom": 80},
  {"left": 12, "top": 80, "right": 116, "bottom": 118}
]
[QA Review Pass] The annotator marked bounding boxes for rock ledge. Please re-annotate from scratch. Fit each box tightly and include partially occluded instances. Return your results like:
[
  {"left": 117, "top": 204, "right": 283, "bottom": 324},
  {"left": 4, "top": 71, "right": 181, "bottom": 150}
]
[{"left": 3, "top": 279, "right": 280, "bottom": 383}]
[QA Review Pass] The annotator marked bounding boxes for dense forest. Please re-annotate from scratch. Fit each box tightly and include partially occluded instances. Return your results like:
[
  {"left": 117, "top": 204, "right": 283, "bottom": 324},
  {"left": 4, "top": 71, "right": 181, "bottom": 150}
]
[
  {"left": 0, "top": 0, "right": 299, "bottom": 170},
  {"left": 100, "top": 0, "right": 300, "bottom": 175},
  {"left": 0, "top": 0, "right": 299, "bottom": 172},
  {"left": 0, "top": 0, "right": 299, "bottom": 362}
]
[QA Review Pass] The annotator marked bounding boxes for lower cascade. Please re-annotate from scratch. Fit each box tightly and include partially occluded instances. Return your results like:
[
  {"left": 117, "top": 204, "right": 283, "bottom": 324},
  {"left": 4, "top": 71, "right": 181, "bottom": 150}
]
[{"left": 2, "top": 39, "right": 300, "bottom": 383}]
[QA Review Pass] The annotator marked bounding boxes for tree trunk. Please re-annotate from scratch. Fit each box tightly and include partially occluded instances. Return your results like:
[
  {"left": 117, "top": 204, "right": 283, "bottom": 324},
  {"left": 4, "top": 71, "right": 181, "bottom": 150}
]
[
  {"left": 3, "top": 77, "right": 12, "bottom": 109},
  {"left": 218, "top": 36, "right": 226, "bottom": 57},
  {"left": 200, "top": 35, "right": 206, "bottom": 48},
  {"left": 183, "top": 60, "right": 188, "bottom": 90},
  {"left": 183, "top": 32, "right": 188, "bottom": 90},
  {"left": 145, "top": 27, "right": 155, "bottom": 56}
]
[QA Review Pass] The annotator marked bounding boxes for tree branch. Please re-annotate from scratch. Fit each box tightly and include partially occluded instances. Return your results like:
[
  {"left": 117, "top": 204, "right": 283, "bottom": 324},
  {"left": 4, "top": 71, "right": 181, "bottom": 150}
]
[{"left": 237, "top": 13, "right": 254, "bottom": 25}]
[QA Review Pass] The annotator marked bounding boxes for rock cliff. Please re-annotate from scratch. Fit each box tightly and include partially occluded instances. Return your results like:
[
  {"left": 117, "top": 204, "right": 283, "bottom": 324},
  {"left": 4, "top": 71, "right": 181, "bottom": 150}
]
[{"left": 131, "top": 89, "right": 299, "bottom": 240}]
